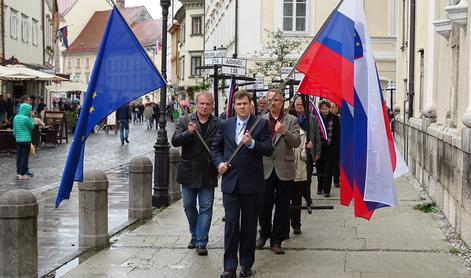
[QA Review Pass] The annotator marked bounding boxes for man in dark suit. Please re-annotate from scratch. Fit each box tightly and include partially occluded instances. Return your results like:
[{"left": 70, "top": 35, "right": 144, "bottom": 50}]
[{"left": 212, "top": 90, "right": 273, "bottom": 278}]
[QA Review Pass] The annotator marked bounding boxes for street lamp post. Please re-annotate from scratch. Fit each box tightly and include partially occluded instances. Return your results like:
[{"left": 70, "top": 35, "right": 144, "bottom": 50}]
[
  {"left": 153, "top": 0, "right": 171, "bottom": 208},
  {"left": 386, "top": 80, "right": 396, "bottom": 133}
]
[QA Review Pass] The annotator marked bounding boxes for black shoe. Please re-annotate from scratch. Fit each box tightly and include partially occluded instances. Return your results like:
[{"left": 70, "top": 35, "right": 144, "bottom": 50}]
[
  {"left": 220, "top": 270, "right": 236, "bottom": 278},
  {"left": 222, "top": 216, "right": 225, "bottom": 222},
  {"left": 25, "top": 171, "right": 33, "bottom": 177},
  {"left": 317, "top": 191, "right": 323, "bottom": 195},
  {"left": 240, "top": 266, "right": 254, "bottom": 277},
  {"left": 196, "top": 246, "right": 208, "bottom": 256},
  {"left": 256, "top": 236, "right": 267, "bottom": 250},
  {"left": 125, "top": 138, "right": 129, "bottom": 143},
  {"left": 334, "top": 183, "right": 340, "bottom": 188},
  {"left": 271, "top": 244, "right": 285, "bottom": 254},
  {"left": 121, "top": 142, "right": 124, "bottom": 145},
  {"left": 187, "top": 239, "right": 196, "bottom": 249},
  {"left": 293, "top": 228, "right": 301, "bottom": 235},
  {"left": 324, "top": 193, "right": 330, "bottom": 197}
]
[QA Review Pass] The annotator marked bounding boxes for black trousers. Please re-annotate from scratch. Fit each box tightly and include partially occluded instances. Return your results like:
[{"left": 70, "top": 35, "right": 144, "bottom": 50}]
[
  {"left": 303, "top": 154, "right": 314, "bottom": 205},
  {"left": 316, "top": 160, "right": 335, "bottom": 194},
  {"left": 290, "top": 180, "right": 307, "bottom": 230},
  {"left": 259, "top": 170, "right": 292, "bottom": 246},
  {"left": 333, "top": 160, "right": 340, "bottom": 184},
  {"left": 16, "top": 142, "right": 30, "bottom": 175},
  {"left": 223, "top": 184, "right": 261, "bottom": 272}
]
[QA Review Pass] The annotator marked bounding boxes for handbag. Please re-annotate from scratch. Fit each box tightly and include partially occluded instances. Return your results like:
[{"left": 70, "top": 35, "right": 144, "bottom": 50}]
[{"left": 30, "top": 143, "right": 36, "bottom": 156}]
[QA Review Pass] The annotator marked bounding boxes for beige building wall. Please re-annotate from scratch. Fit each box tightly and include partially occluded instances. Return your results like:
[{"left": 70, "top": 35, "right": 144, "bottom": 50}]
[{"left": 395, "top": 0, "right": 471, "bottom": 248}]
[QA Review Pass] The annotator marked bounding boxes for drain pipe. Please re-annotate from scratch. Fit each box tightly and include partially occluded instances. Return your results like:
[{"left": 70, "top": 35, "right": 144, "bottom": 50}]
[
  {"left": 407, "top": 0, "right": 416, "bottom": 119},
  {"left": 233, "top": 0, "right": 238, "bottom": 58}
]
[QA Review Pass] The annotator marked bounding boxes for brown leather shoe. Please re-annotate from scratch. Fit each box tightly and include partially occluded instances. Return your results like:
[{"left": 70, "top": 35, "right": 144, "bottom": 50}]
[{"left": 271, "top": 244, "right": 285, "bottom": 254}]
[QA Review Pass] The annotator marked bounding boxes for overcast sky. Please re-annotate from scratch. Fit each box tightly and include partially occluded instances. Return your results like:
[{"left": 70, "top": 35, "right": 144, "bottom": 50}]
[{"left": 125, "top": 0, "right": 162, "bottom": 19}]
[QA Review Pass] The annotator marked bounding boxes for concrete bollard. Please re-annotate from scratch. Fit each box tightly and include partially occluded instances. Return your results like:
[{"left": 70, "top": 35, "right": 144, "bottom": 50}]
[
  {"left": 0, "top": 189, "right": 38, "bottom": 278},
  {"left": 78, "top": 169, "right": 109, "bottom": 248},
  {"left": 129, "top": 156, "right": 153, "bottom": 219},
  {"left": 169, "top": 148, "right": 182, "bottom": 203}
]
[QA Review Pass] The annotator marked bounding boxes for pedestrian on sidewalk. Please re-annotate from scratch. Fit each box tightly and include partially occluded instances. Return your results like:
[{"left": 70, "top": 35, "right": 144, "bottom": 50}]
[
  {"left": 13, "top": 103, "right": 34, "bottom": 180},
  {"left": 330, "top": 102, "right": 341, "bottom": 188},
  {"left": 116, "top": 104, "right": 131, "bottom": 145},
  {"left": 172, "top": 92, "right": 220, "bottom": 256},
  {"left": 316, "top": 100, "right": 340, "bottom": 197},
  {"left": 212, "top": 90, "right": 273, "bottom": 278},
  {"left": 289, "top": 96, "right": 321, "bottom": 235},
  {"left": 143, "top": 103, "right": 154, "bottom": 130},
  {"left": 257, "top": 89, "right": 301, "bottom": 255}
]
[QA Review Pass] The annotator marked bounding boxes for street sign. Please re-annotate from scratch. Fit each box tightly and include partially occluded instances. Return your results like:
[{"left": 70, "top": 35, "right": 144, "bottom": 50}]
[
  {"left": 255, "top": 77, "right": 264, "bottom": 90},
  {"left": 221, "top": 66, "right": 246, "bottom": 76},
  {"left": 280, "top": 67, "right": 304, "bottom": 81},
  {"left": 204, "top": 57, "right": 223, "bottom": 66},
  {"left": 204, "top": 50, "right": 226, "bottom": 58},
  {"left": 222, "top": 57, "right": 247, "bottom": 68}
]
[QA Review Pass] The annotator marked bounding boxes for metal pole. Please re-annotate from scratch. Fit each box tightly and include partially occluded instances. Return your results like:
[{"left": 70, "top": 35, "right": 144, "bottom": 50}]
[
  {"left": 407, "top": 0, "right": 416, "bottom": 119},
  {"left": 153, "top": 0, "right": 171, "bottom": 208},
  {"left": 213, "top": 64, "right": 219, "bottom": 116}
]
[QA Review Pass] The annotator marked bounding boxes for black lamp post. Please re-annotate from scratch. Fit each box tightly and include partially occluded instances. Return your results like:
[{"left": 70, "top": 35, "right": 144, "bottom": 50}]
[{"left": 153, "top": 0, "right": 171, "bottom": 208}]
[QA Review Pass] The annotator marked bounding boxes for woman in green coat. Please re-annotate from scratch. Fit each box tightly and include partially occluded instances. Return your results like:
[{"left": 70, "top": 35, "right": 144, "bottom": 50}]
[{"left": 13, "top": 103, "right": 34, "bottom": 180}]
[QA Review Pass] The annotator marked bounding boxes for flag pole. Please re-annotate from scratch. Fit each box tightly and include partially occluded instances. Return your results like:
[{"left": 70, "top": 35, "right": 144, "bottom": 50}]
[{"left": 217, "top": 0, "right": 345, "bottom": 178}]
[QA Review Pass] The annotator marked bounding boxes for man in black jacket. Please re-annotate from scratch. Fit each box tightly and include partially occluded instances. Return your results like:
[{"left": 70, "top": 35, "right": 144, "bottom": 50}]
[
  {"left": 171, "top": 92, "right": 220, "bottom": 256},
  {"left": 116, "top": 104, "right": 131, "bottom": 145},
  {"left": 212, "top": 90, "right": 273, "bottom": 278}
]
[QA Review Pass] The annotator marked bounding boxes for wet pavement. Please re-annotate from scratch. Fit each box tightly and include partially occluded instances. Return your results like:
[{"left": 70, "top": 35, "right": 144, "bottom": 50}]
[{"left": 0, "top": 121, "right": 176, "bottom": 277}]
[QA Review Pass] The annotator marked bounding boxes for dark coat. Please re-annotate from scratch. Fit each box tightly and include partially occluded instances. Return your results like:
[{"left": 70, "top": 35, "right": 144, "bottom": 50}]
[
  {"left": 172, "top": 112, "right": 220, "bottom": 188},
  {"left": 116, "top": 105, "right": 131, "bottom": 120},
  {"left": 320, "top": 113, "right": 340, "bottom": 162},
  {"left": 211, "top": 115, "right": 273, "bottom": 194}
]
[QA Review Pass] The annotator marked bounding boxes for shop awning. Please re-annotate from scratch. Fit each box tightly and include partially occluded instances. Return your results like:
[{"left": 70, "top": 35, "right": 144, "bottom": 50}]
[
  {"left": 46, "top": 81, "right": 87, "bottom": 92},
  {"left": 0, "top": 65, "right": 67, "bottom": 81}
]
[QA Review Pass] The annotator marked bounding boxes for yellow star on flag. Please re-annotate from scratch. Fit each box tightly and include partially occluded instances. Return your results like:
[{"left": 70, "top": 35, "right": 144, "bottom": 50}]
[
  {"left": 92, "top": 92, "right": 97, "bottom": 99},
  {"left": 89, "top": 106, "right": 94, "bottom": 113}
]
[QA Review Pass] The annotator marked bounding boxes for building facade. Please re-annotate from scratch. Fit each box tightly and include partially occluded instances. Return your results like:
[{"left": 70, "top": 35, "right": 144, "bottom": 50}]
[
  {"left": 204, "top": 0, "right": 397, "bottom": 111},
  {"left": 169, "top": 0, "right": 204, "bottom": 99},
  {"left": 395, "top": 0, "right": 471, "bottom": 247}
]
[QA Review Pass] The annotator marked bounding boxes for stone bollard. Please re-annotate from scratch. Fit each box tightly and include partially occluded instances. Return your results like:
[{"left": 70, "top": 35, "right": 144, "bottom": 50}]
[
  {"left": 78, "top": 169, "right": 109, "bottom": 248},
  {"left": 129, "top": 156, "right": 153, "bottom": 219},
  {"left": 0, "top": 189, "right": 38, "bottom": 278},
  {"left": 169, "top": 148, "right": 182, "bottom": 203}
]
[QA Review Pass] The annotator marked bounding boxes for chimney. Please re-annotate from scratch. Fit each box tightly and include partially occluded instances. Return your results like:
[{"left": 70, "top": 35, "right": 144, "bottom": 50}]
[{"left": 116, "top": 0, "right": 125, "bottom": 9}]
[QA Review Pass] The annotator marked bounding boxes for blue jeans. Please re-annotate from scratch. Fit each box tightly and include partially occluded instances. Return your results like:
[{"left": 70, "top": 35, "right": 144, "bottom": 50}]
[
  {"left": 182, "top": 186, "right": 215, "bottom": 247},
  {"left": 16, "top": 142, "right": 30, "bottom": 175},
  {"left": 119, "top": 120, "right": 129, "bottom": 143}
]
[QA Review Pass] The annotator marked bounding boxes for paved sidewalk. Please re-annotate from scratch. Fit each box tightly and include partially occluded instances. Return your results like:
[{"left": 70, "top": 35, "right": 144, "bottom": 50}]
[{"left": 61, "top": 176, "right": 471, "bottom": 278}]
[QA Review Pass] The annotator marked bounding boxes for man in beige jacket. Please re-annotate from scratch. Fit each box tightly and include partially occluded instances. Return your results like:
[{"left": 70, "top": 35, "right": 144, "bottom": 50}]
[{"left": 257, "top": 89, "right": 301, "bottom": 254}]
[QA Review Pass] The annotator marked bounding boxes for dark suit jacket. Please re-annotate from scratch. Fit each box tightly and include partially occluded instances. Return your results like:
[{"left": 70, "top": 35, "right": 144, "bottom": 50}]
[
  {"left": 212, "top": 115, "right": 273, "bottom": 194},
  {"left": 172, "top": 113, "right": 220, "bottom": 188}
]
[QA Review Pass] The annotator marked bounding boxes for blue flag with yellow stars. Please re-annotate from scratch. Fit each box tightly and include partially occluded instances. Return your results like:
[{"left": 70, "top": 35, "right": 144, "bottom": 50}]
[{"left": 55, "top": 7, "right": 165, "bottom": 208}]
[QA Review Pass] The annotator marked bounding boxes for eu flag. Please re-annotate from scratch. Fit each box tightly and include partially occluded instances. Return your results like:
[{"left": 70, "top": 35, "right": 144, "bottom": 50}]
[{"left": 55, "top": 7, "right": 165, "bottom": 208}]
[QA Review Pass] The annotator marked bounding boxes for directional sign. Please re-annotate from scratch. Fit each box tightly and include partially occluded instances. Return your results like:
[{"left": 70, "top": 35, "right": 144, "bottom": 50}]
[
  {"left": 204, "top": 57, "right": 223, "bottom": 66},
  {"left": 222, "top": 57, "right": 247, "bottom": 68},
  {"left": 221, "top": 66, "right": 246, "bottom": 76},
  {"left": 280, "top": 67, "right": 304, "bottom": 81},
  {"left": 204, "top": 50, "right": 226, "bottom": 58}
]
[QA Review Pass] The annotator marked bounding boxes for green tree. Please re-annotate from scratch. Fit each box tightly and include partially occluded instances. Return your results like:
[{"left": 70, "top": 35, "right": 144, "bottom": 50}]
[{"left": 250, "top": 30, "right": 303, "bottom": 86}]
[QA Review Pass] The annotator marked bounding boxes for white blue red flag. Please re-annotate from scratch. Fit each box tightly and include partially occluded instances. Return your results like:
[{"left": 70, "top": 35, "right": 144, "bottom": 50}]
[{"left": 297, "top": 0, "right": 408, "bottom": 219}]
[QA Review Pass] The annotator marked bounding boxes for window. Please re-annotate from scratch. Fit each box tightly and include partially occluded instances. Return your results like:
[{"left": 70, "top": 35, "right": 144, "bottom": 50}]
[
  {"left": 192, "top": 16, "right": 202, "bottom": 35},
  {"left": 85, "top": 57, "right": 90, "bottom": 68},
  {"left": 21, "top": 15, "right": 29, "bottom": 42},
  {"left": 282, "top": 0, "right": 307, "bottom": 32},
  {"left": 76, "top": 58, "right": 81, "bottom": 68},
  {"left": 67, "top": 58, "right": 72, "bottom": 69},
  {"left": 10, "top": 9, "right": 18, "bottom": 39},
  {"left": 32, "top": 19, "right": 38, "bottom": 46},
  {"left": 85, "top": 73, "right": 90, "bottom": 84},
  {"left": 191, "top": 56, "right": 202, "bottom": 76},
  {"left": 74, "top": 73, "right": 81, "bottom": 82}
]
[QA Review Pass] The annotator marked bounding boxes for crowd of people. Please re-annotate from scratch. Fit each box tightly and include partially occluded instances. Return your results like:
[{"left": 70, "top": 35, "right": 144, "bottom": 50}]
[{"left": 172, "top": 90, "right": 341, "bottom": 278}]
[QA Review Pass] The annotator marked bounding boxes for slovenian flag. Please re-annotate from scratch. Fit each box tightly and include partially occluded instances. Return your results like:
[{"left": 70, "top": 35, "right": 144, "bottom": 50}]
[
  {"left": 310, "top": 97, "right": 328, "bottom": 140},
  {"left": 297, "top": 0, "right": 408, "bottom": 219}
]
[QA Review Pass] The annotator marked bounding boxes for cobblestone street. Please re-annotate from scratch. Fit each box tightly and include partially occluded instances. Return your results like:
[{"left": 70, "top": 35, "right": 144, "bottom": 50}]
[{"left": 0, "top": 121, "right": 175, "bottom": 277}]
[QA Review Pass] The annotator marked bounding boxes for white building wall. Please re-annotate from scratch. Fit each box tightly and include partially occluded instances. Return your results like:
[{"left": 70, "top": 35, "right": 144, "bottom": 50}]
[{"left": 4, "top": 0, "right": 43, "bottom": 65}]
